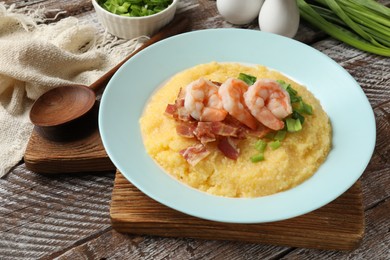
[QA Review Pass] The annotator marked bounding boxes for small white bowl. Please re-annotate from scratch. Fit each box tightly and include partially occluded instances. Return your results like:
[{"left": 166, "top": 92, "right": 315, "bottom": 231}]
[{"left": 92, "top": 0, "right": 179, "bottom": 39}]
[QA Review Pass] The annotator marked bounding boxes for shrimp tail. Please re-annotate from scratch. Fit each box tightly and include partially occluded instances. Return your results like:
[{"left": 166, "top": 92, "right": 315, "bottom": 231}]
[
  {"left": 201, "top": 107, "right": 228, "bottom": 122},
  {"left": 254, "top": 109, "right": 285, "bottom": 130}
]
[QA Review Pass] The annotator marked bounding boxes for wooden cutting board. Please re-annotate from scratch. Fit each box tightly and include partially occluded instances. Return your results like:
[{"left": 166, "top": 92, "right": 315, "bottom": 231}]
[
  {"left": 24, "top": 130, "right": 365, "bottom": 250},
  {"left": 111, "top": 171, "right": 365, "bottom": 251},
  {"left": 24, "top": 127, "right": 115, "bottom": 173}
]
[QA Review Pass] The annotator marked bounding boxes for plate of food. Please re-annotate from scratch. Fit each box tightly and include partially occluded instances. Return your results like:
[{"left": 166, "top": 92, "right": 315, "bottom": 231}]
[{"left": 99, "top": 28, "right": 376, "bottom": 223}]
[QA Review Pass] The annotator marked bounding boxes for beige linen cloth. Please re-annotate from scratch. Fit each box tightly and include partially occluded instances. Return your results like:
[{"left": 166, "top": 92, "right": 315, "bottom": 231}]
[{"left": 0, "top": 4, "right": 145, "bottom": 177}]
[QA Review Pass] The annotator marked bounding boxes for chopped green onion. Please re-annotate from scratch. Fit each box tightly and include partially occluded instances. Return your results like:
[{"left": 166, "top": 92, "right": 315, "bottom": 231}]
[
  {"left": 250, "top": 153, "right": 265, "bottom": 163},
  {"left": 285, "top": 85, "right": 298, "bottom": 96},
  {"left": 254, "top": 139, "right": 267, "bottom": 152},
  {"left": 277, "top": 80, "right": 287, "bottom": 88},
  {"left": 286, "top": 118, "right": 302, "bottom": 132},
  {"left": 289, "top": 92, "right": 302, "bottom": 103},
  {"left": 274, "top": 130, "right": 287, "bottom": 141},
  {"left": 303, "top": 102, "right": 313, "bottom": 115},
  {"left": 238, "top": 73, "right": 257, "bottom": 85},
  {"left": 269, "top": 140, "right": 281, "bottom": 150},
  {"left": 278, "top": 79, "right": 313, "bottom": 129},
  {"left": 98, "top": 0, "right": 173, "bottom": 17},
  {"left": 265, "top": 132, "right": 275, "bottom": 140},
  {"left": 292, "top": 110, "right": 305, "bottom": 124},
  {"left": 294, "top": 100, "right": 313, "bottom": 115},
  {"left": 285, "top": 85, "right": 301, "bottom": 103},
  {"left": 278, "top": 80, "right": 295, "bottom": 93},
  {"left": 278, "top": 80, "right": 312, "bottom": 114},
  {"left": 117, "top": 4, "right": 129, "bottom": 14},
  {"left": 297, "top": 0, "right": 390, "bottom": 57},
  {"left": 277, "top": 80, "right": 302, "bottom": 103}
]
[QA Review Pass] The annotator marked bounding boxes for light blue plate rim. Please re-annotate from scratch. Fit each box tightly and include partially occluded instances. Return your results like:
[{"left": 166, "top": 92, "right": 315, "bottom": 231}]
[{"left": 99, "top": 28, "right": 376, "bottom": 223}]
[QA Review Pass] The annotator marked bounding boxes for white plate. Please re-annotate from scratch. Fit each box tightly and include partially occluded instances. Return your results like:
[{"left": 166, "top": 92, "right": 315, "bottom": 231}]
[{"left": 99, "top": 29, "right": 376, "bottom": 223}]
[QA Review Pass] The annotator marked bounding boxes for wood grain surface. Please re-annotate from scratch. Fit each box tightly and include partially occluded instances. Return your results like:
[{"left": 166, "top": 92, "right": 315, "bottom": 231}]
[
  {"left": 24, "top": 128, "right": 115, "bottom": 173},
  {"left": 1, "top": 0, "right": 389, "bottom": 259},
  {"left": 111, "top": 172, "right": 364, "bottom": 251}
]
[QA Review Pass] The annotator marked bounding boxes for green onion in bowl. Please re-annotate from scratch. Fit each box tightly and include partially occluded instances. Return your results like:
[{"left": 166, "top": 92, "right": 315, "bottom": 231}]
[{"left": 98, "top": 0, "right": 173, "bottom": 17}]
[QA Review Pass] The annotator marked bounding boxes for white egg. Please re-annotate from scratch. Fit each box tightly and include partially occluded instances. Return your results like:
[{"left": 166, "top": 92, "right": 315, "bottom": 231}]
[
  {"left": 217, "top": 0, "right": 264, "bottom": 25},
  {"left": 258, "top": 0, "right": 300, "bottom": 38}
]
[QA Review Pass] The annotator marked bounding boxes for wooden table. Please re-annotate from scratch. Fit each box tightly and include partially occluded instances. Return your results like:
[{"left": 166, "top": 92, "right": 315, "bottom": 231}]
[{"left": 1, "top": 0, "right": 389, "bottom": 259}]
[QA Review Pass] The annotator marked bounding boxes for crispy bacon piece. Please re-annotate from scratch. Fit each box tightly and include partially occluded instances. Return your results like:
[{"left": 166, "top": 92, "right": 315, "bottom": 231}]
[
  {"left": 193, "top": 121, "right": 240, "bottom": 144},
  {"left": 176, "top": 103, "right": 191, "bottom": 122},
  {"left": 218, "top": 137, "right": 240, "bottom": 160},
  {"left": 201, "top": 121, "right": 239, "bottom": 136},
  {"left": 223, "top": 115, "right": 253, "bottom": 139},
  {"left": 209, "top": 121, "right": 239, "bottom": 137},
  {"left": 165, "top": 88, "right": 191, "bottom": 121},
  {"left": 193, "top": 122, "right": 216, "bottom": 144},
  {"left": 165, "top": 104, "right": 177, "bottom": 116},
  {"left": 180, "top": 143, "right": 210, "bottom": 166},
  {"left": 176, "top": 122, "right": 197, "bottom": 138}
]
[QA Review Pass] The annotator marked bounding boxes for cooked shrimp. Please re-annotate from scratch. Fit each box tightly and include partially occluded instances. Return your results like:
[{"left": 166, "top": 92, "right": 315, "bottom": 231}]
[
  {"left": 184, "top": 78, "right": 227, "bottom": 122},
  {"left": 243, "top": 79, "right": 292, "bottom": 130},
  {"left": 218, "top": 78, "right": 258, "bottom": 130}
]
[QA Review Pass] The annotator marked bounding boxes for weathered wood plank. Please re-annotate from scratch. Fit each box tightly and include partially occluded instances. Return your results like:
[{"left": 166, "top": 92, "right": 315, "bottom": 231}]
[
  {"left": 0, "top": 166, "right": 115, "bottom": 259},
  {"left": 54, "top": 229, "right": 292, "bottom": 260},
  {"left": 2, "top": 0, "right": 92, "bottom": 20},
  {"left": 280, "top": 198, "right": 390, "bottom": 259},
  {"left": 361, "top": 101, "right": 390, "bottom": 209}
]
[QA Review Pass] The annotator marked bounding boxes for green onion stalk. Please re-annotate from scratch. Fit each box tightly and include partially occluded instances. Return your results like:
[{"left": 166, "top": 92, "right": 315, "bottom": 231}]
[{"left": 297, "top": 0, "right": 390, "bottom": 57}]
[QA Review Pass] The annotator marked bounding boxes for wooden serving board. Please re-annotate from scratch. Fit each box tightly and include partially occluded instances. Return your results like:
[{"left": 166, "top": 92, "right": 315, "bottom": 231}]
[
  {"left": 24, "top": 128, "right": 365, "bottom": 251},
  {"left": 24, "top": 127, "right": 115, "bottom": 173},
  {"left": 111, "top": 171, "right": 365, "bottom": 251}
]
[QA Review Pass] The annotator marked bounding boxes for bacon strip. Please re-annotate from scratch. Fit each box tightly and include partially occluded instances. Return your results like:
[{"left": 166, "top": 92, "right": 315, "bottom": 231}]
[
  {"left": 193, "top": 121, "right": 241, "bottom": 144},
  {"left": 193, "top": 122, "right": 216, "bottom": 144},
  {"left": 180, "top": 143, "right": 210, "bottom": 166},
  {"left": 209, "top": 121, "right": 239, "bottom": 137},
  {"left": 176, "top": 122, "right": 197, "bottom": 138},
  {"left": 165, "top": 104, "right": 177, "bottom": 117},
  {"left": 164, "top": 88, "right": 191, "bottom": 121},
  {"left": 218, "top": 137, "right": 240, "bottom": 160}
]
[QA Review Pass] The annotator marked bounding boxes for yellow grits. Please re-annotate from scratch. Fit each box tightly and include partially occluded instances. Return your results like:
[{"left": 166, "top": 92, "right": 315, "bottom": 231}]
[{"left": 139, "top": 62, "right": 332, "bottom": 198}]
